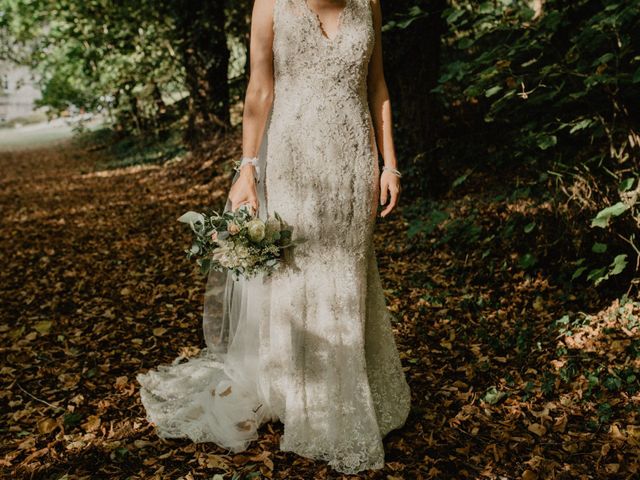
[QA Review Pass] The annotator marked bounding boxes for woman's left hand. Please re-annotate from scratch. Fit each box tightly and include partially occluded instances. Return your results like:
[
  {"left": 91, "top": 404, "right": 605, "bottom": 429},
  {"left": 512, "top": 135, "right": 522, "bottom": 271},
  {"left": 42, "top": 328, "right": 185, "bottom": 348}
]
[{"left": 379, "top": 170, "right": 401, "bottom": 217}]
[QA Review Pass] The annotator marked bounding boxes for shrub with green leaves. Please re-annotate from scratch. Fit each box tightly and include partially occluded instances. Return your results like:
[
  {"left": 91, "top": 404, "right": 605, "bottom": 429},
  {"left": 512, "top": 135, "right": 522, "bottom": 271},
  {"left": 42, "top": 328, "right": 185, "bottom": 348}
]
[{"left": 436, "top": 0, "right": 639, "bottom": 290}]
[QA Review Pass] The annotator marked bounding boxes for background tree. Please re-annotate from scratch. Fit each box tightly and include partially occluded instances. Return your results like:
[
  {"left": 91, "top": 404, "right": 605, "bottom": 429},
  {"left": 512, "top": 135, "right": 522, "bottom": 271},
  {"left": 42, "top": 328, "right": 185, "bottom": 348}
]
[{"left": 165, "top": 0, "right": 231, "bottom": 148}]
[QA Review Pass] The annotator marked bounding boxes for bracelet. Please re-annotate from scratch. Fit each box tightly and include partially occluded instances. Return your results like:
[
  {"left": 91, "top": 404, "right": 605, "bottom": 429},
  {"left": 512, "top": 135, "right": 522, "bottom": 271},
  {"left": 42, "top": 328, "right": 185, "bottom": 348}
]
[
  {"left": 382, "top": 165, "right": 402, "bottom": 178},
  {"left": 234, "top": 156, "right": 260, "bottom": 181}
]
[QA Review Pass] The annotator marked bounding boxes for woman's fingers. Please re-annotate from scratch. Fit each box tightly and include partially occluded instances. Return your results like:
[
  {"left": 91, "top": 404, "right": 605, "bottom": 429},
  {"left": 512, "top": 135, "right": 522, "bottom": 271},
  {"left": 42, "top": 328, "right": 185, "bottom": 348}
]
[
  {"left": 380, "top": 179, "right": 388, "bottom": 206},
  {"left": 237, "top": 192, "right": 258, "bottom": 215},
  {"left": 380, "top": 185, "right": 399, "bottom": 217},
  {"left": 248, "top": 195, "right": 259, "bottom": 215},
  {"left": 227, "top": 175, "right": 260, "bottom": 214},
  {"left": 249, "top": 185, "right": 259, "bottom": 213},
  {"left": 236, "top": 200, "right": 257, "bottom": 214}
]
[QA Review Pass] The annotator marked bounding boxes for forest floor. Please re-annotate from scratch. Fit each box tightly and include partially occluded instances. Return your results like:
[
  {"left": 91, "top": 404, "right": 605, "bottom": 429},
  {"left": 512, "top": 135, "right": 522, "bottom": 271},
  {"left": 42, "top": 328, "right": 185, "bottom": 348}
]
[{"left": 1, "top": 132, "right": 639, "bottom": 480}]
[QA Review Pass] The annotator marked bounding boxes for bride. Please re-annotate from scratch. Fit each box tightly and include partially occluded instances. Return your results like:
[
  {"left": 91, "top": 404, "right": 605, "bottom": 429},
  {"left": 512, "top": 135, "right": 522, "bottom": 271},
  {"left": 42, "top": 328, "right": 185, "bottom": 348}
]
[{"left": 137, "top": 0, "right": 411, "bottom": 474}]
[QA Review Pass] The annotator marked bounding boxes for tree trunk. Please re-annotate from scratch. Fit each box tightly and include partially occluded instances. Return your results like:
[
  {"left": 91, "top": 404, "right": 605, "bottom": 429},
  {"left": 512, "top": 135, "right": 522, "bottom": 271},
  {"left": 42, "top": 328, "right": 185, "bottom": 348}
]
[{"left": 172, "top": 0, "right": 231, "bottom": 149}]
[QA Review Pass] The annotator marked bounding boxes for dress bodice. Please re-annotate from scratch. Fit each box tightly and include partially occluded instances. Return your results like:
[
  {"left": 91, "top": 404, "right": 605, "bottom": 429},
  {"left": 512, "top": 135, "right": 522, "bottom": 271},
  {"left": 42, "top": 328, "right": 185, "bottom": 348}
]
[{"left": 272, "top": 0, "right": 375, "bottom": 102}]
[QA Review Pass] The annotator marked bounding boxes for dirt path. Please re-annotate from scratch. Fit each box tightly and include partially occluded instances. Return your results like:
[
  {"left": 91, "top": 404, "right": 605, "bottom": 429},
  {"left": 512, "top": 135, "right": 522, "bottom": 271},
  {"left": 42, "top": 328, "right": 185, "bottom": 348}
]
[
  {"left": 1, "top": 136, "right": 638, "bottom": 479},
  {"left": 0, "top": 117, "right": 103, "bottom": 152}
]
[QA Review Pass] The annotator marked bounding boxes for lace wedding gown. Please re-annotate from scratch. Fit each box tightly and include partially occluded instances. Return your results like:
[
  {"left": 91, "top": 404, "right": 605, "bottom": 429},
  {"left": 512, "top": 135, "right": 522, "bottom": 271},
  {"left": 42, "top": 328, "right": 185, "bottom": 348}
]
[{"left": 136, "top": 0, "right": 411, "bottom": 474}]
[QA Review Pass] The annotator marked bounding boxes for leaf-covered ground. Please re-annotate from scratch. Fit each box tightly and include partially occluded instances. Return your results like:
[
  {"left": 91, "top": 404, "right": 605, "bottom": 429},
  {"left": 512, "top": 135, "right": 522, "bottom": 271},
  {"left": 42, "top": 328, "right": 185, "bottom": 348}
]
[{"left": 1, "top": 133, "right": 639, "bottom": 479}]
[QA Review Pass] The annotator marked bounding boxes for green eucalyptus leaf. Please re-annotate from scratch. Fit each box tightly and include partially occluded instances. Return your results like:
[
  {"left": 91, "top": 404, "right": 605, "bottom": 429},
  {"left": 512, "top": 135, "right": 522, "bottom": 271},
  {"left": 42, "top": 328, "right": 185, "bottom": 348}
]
[{"left": 178, "top": 211, "right": 205, "bottom": 225}]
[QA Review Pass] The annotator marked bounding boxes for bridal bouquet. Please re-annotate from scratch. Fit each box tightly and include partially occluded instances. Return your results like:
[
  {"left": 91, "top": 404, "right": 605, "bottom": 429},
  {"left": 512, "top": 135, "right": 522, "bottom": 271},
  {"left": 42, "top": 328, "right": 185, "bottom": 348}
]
[{"left": 177, "top": 206, "right": 302, "bottom": 279}]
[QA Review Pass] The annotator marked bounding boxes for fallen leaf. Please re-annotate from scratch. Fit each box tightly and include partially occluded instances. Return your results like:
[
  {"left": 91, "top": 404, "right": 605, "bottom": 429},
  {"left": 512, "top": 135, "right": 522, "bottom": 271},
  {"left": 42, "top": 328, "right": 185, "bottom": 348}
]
[
  {"left": 527, "top": 423, "right": 546, "bottom": 436},
  {"left": 37, "top": 418, "right": 58, "bottom": 434},
  {"left": 152, "top": 327, "right": 167, "bottom": 336},
  {"left": 34, "top": 320, "right": 52, "bottom": 334},
  {"left": 82, "top": 415, "right": 101, "bottom": 432}
]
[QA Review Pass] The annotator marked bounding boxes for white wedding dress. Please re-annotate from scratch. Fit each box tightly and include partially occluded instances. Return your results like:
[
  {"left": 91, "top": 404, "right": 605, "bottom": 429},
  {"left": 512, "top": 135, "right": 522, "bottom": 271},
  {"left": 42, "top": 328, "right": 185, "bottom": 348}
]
[{"left": 136, "top": 0, "right": 411, "bottom": 474}]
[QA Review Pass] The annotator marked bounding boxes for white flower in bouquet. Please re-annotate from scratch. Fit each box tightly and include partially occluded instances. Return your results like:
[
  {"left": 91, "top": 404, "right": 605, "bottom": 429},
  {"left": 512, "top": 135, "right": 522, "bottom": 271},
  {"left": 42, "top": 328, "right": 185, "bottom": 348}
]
[
  {"left": 212, "top": 241, "right": 233, "bottom": 268},
  {"left": 247, "top": 218, "right": 266, "bottom": 242},
  {"left": 240, "top": 257, "right": 255, "bottom": 269},
  {"left": 235, "top": 244, "right": 251, "bottom": 259}
]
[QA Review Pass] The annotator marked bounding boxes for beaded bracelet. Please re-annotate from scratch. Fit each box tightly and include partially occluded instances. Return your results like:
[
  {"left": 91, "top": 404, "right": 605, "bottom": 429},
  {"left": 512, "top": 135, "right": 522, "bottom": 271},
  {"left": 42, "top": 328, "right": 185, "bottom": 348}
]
[{"left": 382, "top": 165, "right": 402, "bottom": 178}]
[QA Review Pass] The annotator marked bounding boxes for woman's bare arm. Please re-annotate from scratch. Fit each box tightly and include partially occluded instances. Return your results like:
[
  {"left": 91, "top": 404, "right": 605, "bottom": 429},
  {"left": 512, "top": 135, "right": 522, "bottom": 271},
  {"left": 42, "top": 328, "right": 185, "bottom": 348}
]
[
  {"left": 228, "top": 0, "right": 275, "bottom": 212},
  {"left": 242, "top": 0, "right": 275, "bottom": 160},
  {"left": 367, "top": 0, "right": 401, "bottom": 217}
]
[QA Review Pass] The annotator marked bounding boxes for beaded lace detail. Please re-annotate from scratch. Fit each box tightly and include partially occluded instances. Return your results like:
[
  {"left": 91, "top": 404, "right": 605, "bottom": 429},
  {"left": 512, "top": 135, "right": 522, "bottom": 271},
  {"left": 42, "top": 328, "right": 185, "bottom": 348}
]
[
  {"left": 264, "top": 0, "right": 411, "bottom": 473},
  {"left": 136, "top": 0, "right": 411, "bottom": 475}
]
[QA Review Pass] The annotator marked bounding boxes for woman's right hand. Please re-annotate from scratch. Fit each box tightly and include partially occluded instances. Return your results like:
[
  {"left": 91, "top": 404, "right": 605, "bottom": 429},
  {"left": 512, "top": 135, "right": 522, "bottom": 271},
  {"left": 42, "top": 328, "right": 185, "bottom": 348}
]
[{"left": 228, "top": 166, "right": 259, "bottom": 213}]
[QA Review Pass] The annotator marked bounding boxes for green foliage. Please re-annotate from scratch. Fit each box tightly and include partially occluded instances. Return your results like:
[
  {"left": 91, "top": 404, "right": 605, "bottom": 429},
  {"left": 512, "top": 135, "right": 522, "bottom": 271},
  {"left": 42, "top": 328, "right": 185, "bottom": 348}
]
[
  {"left": 36, "top": 64, "right": 94, "bottom": 112},
  {"left": 1, "top": 0, "right": 186, "bottom": 133},
  {"left": 2, "top": 0, "right": 242, "bottom": 139},
  {"left": 407, "top": 207, "right": 449, "bottom": 238},
  {"left": 436, "top": 0, "right": 640, "bottom": 291},
  {"left": 438, "top": 0, "right": 639, "bottom": 162},
  {"left": 591, "top": 202, "right": 630, "bottom": 228}
]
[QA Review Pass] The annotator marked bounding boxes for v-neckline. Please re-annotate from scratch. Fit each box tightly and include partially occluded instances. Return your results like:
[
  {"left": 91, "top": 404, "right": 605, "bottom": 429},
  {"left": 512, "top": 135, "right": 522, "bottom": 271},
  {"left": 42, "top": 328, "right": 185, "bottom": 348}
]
[{"left": 302, "top": 0, "right": 350, "bottom": 43}]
